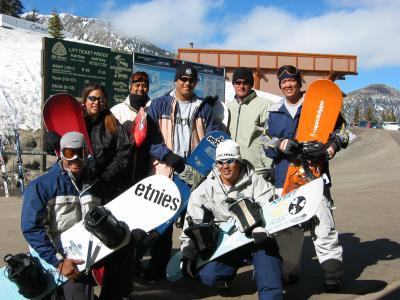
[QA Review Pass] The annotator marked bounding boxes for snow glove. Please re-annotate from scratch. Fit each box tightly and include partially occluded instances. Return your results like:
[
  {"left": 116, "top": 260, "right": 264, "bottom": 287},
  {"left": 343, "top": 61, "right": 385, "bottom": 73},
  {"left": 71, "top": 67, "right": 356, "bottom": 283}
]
[
  {"left": 177, "top": 165, "right": 205, "bottom": 190},
  {"left": 276, "top": 138, "right": 300, "bottom": 158},
  {"left": 181, "top": 256, "right": 197, "bottom": 279},
  {"left": 164, "top": 152, "right": 185, "bottom": 173},
  {"left": 44, "top": 131, "right": 61, "bottom": 155},
  {"left": 297, "top": 215, "right": 320, "bottom": 232}
]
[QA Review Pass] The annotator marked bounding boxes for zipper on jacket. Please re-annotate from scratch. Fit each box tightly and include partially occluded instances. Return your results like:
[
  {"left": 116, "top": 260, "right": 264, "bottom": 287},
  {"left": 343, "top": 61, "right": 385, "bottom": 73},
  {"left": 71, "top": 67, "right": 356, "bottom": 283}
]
[{"left": 234, "top": 102, "right": 242, "bottom": 142}]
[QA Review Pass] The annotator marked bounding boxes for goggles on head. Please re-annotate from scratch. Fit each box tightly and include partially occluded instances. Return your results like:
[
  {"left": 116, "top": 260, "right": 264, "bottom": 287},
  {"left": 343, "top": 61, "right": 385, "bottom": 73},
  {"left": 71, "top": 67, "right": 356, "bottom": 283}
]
[
  {"left": 276, "top": 65, "right": 300, "bottom": 79},
  {"left": 61, "top": 147, "right": 87, "bottom": 161}
]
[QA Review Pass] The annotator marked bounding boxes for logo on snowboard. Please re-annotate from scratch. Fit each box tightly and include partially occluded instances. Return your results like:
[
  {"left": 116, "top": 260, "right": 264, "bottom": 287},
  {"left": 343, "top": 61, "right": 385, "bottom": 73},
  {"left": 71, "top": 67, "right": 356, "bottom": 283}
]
[
  {"left": 288, "top": 196, "right": 306, "bottom": 215},
  {"left": 311, "top": 100, "right": 324, "bottom": 137}
]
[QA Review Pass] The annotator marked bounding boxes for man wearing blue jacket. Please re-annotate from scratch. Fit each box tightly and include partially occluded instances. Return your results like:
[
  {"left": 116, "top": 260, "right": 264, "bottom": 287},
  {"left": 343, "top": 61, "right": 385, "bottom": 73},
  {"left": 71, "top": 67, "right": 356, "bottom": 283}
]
[
  {"left": 21, "top": 132, "right": 140, "bottom": 299},
  {"left": 261, "top": 65, "right": 348, "bottom": 291}
]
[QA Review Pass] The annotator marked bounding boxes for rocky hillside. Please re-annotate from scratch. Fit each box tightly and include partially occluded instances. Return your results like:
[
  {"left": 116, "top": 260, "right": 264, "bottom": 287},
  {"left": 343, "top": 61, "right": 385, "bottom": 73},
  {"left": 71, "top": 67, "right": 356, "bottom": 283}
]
[
  {"left": 343, "top": 84, "right": 400, "bottom": 122},
  {"left": 35, "top": 13, "right": 174, "bottom": 57}
]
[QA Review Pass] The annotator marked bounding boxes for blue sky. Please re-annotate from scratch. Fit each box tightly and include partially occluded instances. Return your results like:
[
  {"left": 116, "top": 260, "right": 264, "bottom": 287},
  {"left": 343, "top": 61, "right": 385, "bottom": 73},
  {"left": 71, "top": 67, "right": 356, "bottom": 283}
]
[{"left": 23, "top": 0, "right": 400, "bottom": 93}]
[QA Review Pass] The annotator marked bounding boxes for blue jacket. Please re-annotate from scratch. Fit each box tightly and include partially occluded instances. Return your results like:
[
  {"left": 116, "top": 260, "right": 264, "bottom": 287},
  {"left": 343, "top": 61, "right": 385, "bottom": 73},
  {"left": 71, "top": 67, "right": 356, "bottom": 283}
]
[
  {"left": 264, "top": 100, "right": 345, "bottom": 188},
  {"left": 21, "top": 163, "right": 100, "bottom": 267},
  {"left": 147, "top": 93, "right": 217, "bottom": 162}
]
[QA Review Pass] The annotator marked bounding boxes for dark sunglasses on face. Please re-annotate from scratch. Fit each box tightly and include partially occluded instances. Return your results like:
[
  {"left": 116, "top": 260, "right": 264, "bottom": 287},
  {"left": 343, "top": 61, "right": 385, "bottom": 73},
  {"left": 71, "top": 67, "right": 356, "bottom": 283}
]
[
  {"left": 276, "top": 65, "right": 299, "bottom": 79},
  {"left": 216, "top": 158, "right": 239, "bottom": 166},
  {"left": 61, "top": 147, "right": 87, "bottom": 161},
  {"left": 233, "top": 80, "right": 250, "bottom": 86},
  {"left": 87, "top": 95, "right": 106, "bottom": 103},
  {"left": 179, "top": 76, "right": 197, "bottom": 84}
]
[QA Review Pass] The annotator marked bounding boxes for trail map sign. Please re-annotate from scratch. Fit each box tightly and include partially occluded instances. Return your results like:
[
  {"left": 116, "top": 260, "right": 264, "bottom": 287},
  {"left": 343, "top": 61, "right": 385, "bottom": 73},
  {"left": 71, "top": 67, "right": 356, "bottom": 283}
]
[
  {"left": 133, "top": 53, "right": 225, "bottom": 101},
  {"left": 42, "top": 37, "right": 132, "bottom": 106}
]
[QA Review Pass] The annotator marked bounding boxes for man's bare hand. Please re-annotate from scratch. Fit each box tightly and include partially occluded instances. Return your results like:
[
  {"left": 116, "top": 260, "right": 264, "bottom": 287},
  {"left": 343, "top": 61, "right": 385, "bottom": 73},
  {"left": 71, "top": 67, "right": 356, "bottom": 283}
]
[{"left": 57, "top": 258, "right": 84, "bottom": 281}]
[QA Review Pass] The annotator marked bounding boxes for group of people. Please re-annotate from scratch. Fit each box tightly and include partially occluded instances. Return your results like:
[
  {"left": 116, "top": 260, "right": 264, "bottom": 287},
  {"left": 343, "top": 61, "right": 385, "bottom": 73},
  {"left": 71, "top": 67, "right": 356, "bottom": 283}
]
[{"left": 20, "top": 62, "right": 348, "bottom": 300}]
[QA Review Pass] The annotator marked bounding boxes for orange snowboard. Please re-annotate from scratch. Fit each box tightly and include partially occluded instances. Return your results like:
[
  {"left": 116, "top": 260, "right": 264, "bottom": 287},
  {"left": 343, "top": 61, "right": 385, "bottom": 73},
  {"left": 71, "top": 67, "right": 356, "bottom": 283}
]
[{"left": 282, "top": 79, "right": 342, "bottom": 195}]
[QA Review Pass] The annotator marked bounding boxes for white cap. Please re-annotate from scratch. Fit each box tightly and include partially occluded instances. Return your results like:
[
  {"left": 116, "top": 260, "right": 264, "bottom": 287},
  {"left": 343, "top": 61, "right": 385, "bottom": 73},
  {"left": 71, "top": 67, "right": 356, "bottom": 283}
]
[
  {"left": 215, "top": 139, "right": 241, "bottom": 161},
  {"left": 60, "top": 132, "right": 86, "bottom": 150}
]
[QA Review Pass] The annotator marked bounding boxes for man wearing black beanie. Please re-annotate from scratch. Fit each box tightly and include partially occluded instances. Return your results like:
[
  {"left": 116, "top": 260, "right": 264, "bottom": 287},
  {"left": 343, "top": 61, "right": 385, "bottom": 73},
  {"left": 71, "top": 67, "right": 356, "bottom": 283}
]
[{"left": 226, "top": 67, "right": 273, "bottom": 177}]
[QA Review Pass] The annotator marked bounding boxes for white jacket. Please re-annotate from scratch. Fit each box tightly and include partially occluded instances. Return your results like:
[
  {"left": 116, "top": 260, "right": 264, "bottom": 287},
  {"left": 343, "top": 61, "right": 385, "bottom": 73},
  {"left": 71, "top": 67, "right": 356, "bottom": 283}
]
[{"left": 180, "top": 161, "right": 274, "bottom": 259}]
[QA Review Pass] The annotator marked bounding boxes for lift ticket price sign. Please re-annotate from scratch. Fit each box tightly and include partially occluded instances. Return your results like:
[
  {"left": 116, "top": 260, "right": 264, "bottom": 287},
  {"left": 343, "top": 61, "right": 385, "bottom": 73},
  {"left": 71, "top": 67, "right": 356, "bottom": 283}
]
[{"left": 42, "top": 37, "right": 132, "bottom": 106}]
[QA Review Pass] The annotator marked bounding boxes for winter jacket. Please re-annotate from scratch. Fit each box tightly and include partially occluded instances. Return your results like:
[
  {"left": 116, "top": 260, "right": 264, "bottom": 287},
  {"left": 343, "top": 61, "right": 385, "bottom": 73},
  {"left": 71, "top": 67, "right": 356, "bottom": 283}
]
[
  {"left": 263, "top": 98, "right": 346, "bottom": 188},
  {"left": 147, "top": 92, "right": 218, "bottom": 177},
  {"left": 85, "top": 111, "right": 132, "bottom": 200},
  {"left": 227, "top": 90, "right": 273, "bottom": 175},
  {"left": 111, "top": 96, "right": 152, "bottom": 183},
  {"left": 21, "top": 162, "right": 101, "bottom": 267},
  {"left": 180, "top": 162, "right": 274, "bottom": 259}
]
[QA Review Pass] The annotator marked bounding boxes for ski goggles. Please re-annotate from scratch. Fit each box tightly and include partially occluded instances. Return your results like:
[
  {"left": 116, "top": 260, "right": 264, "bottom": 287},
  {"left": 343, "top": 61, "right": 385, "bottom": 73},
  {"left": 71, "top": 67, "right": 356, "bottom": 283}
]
[
  {"left": 276, "top": 65, "right": 300, "bottom": 79},
  {"left": 61, "top": 147, "right": 87, "bottom": 161},
  {"left": 87, "top": 95, "right": 106, "bottom": 103},
  {"left": 216, "top": 158, "right": 239, "bottom": 166}
]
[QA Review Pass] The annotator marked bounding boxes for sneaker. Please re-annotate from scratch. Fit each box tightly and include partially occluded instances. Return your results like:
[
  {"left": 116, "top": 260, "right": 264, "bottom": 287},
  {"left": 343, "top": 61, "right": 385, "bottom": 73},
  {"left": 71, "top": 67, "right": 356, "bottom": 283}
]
[
  {"left": 140, "top": 266, "right": 166, "bottom": 280},
  {"left": 324, "top": 277, "right": 342, "bottom": 292}
]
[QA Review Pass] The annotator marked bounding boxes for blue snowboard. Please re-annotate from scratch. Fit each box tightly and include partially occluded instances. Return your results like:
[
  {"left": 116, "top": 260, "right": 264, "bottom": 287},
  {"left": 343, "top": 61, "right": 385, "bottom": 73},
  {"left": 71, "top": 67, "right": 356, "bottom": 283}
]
[
  {"left": 155, "top": 131, "right": 230, "bottom": 235},
  {"left": 166, "top": 178, "right": 324, "bottom": 281}
]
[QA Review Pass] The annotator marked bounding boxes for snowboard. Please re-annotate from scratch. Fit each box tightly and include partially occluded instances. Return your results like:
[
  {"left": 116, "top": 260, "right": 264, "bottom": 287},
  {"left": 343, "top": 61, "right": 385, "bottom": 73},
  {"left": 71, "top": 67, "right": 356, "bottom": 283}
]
[
  {"left": 43, "top": 93, "right": 93, "bottom": 155},
  {"left": 166, "top": 177, "right": 324, "bottom": 281},
  {"left": 155, "top": 131, "right": 230, "bottom": 235},
  {"left": 282, "top": 79, "right": 342, "bottom": 195},
  {"left": 0, "top": 175, "right": 180, "bottom": 299}
]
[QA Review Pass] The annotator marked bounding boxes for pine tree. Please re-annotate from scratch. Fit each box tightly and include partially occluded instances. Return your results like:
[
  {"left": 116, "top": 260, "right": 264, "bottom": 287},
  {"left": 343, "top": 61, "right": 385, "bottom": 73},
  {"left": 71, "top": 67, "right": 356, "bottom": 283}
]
[
  {"left": 365, "top": 105, "right": 376, "bottom": 122},
  {"left": 47, "top": 9, "right": 64, "bottom": 39},
  {"left": 25, "top": 8, "right": 40, "bottom": 22},
  {"left": 1, "top": 0, "right": 24, "bottom": 17},
  {"left": 353, "top": 106, "right": 361, "bottom": 124}
]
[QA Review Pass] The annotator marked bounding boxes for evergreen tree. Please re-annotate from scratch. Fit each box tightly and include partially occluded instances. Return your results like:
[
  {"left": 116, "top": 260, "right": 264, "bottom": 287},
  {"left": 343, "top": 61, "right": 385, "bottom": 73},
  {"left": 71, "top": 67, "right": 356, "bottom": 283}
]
[
  {"left": 47, "top": 9, "right": 64, "bottom": 39},
  {"left": 1, "top": 0, "right": 24, "bottom": 17},
  {"left": 353, "top": 106, "right": 361, "bottom": 124},
  {"left": 25, "top": 8, "right": 40, "bottom": 22},
  {"left": 365, "top": 105, "right": 376, "bottom": 122}
]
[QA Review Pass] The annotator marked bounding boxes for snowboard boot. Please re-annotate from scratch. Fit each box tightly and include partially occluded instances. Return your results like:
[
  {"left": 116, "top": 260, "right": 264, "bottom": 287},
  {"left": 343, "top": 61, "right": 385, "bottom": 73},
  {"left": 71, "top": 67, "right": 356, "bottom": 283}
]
[{"left": 321, "top": 259, "right": 344, "bottom": 292}]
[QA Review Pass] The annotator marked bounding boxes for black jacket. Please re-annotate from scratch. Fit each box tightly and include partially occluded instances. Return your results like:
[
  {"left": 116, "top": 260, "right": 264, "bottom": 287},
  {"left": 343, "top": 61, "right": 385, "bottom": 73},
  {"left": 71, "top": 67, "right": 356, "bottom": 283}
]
[{"left": 85, "top": 111, "right": 133, "bottom": 202}]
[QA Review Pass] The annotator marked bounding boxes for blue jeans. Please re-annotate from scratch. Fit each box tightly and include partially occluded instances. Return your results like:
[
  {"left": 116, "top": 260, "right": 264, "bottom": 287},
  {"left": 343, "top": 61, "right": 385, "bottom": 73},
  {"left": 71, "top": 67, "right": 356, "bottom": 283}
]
[{"left": 198, "top": 240, "right": 283, "bottom": 300}]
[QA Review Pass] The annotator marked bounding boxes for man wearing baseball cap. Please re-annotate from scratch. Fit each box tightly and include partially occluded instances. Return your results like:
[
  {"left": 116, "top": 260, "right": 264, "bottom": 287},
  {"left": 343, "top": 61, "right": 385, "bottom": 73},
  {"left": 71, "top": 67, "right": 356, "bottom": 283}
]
[
  {"left": 180, "top": 140, "right": 283, "bottom": 299},
  {"left": 144, "top": 63, "right": 218, "bottom": 279},
  {"left": 226, "top": 67, "right": 273, "bottom": 179}
]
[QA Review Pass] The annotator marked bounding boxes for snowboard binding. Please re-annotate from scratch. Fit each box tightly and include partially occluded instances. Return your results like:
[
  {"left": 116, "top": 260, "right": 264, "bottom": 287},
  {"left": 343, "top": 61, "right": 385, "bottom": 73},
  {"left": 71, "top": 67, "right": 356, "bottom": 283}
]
[
  {"left": 227, "top": 197, "right": 264, "bottom": 236},
  {"left": 4, "top": 253, "right": 47, "bottom": 298},
  {"left": 84, "top": 206, "right": 129, "bottom": 249}
]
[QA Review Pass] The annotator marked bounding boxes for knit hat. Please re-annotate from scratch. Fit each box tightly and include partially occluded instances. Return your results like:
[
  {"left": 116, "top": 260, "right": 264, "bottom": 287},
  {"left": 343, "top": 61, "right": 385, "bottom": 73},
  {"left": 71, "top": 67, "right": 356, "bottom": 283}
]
[
  {"left": 60, "top": 132, "right": 86, "bottom": 150},
  {"left": 277, "top": 65, "right": 302, "bottom": 88},
  {"left": 232, "top": 67, "right": 254, "bottom": 87},
  {"left": 175, "top": 63, "right": 198, "bottom": 82},
  {"left": 215, "top": 140, "right": 242, "bottom": 161}
]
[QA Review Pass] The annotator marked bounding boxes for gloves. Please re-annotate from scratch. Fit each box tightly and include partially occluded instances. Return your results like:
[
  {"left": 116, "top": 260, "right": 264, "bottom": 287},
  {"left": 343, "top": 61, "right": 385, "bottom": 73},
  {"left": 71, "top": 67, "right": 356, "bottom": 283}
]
[
  {"left": 202, "top": 95, "right": 218, "bottom": 106},
  {"left": 178, "top": 165, "right": 205, "bottom": 190},
  {"left": 44, "top": 131, "right": 61, "bottom": 155},
  {"left": 181, "top": 256, "right": 197, "bottom": 279},
  {"left": 164, "top": 152, "right": 185, "bottom": 173},
  {"left": 297, "top": 216, "right": 320, "bottom": 231},
  {"left": 131, "top": 228, "right": 147, "bottom": 243},
  {"left": 251, "top": 226, "right": 272, "bottom": 246},
  {"left": 276, "top": 138, "right": 300, "bottom": 157}
]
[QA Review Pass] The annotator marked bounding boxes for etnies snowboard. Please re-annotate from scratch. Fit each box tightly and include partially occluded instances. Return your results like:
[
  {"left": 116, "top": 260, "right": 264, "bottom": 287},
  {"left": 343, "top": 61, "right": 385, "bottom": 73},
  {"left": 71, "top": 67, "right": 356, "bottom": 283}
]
[{"left": 282, "top": 79, "right": 342, "bottom": 195}]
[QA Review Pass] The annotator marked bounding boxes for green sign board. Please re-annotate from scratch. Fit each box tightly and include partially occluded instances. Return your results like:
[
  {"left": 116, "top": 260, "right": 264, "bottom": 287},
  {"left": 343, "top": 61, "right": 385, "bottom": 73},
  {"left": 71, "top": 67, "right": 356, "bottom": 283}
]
[{"left": 42, "top": 37, "right": 132, "bottom": 106}]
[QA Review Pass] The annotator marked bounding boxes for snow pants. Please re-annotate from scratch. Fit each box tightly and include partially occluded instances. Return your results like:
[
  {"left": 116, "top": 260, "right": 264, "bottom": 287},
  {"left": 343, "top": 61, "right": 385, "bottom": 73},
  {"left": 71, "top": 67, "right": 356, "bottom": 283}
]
[{"left": 198, "top": 239, "right": 283, "bottom": 300}]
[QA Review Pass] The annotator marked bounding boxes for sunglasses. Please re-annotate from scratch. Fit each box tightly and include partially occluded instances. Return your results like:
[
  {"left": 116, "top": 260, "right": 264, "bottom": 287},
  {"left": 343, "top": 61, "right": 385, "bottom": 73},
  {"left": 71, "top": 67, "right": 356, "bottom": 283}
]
[
  {"left": 61, "top": 147, "right": 87, "bottom": 161},
  {"left": 233, "top": 80, "right": 250, "bottom": 86},
  {"left": 87, "top": 95, "right": 106, "bottom": 103},
  {"left": 179, "top": 76, "right": 197, "bottom": 84},
  {"left": 276, "top": 65, "right": 299, "bottom": 79},
  {"left": 216, "top": 158, "right": 239, "bottom": 166}
]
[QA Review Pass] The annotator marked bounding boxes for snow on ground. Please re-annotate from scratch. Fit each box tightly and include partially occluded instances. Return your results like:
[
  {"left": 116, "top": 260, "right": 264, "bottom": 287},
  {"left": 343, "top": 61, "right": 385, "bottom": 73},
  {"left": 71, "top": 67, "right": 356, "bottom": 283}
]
[{"left": 0, "top": 26, "right": 282, "bottom": 136}]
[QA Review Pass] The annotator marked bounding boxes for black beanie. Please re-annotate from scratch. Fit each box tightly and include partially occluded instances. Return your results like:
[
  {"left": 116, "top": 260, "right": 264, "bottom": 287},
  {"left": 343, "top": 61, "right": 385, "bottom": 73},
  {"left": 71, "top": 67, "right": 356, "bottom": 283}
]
[
  {"left": 232, "top": 67, "right": 254, "bottom": 86},
  {"left": 175, "top": 63, "right": 198, "bottom": 82}
]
